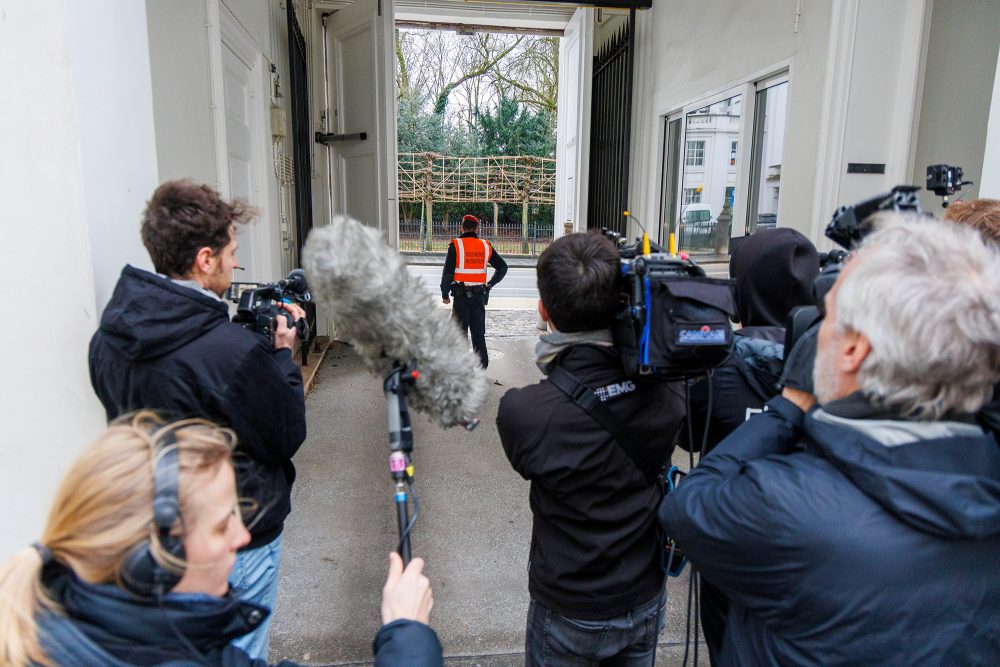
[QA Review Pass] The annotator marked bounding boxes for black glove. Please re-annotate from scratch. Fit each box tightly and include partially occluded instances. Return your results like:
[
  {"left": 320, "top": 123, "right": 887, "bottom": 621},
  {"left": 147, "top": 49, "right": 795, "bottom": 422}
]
[
  {"left": 483, "top": 284, "right": 491, "bottom": 306},
  {"left": 778, "top": 323, "right": 819, "bottom": 394}
]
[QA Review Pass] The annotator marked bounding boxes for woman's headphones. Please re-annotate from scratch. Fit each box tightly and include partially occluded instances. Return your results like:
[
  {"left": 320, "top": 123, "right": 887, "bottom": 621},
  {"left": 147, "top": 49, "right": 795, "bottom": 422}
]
[{"left": 119, "top": 428, "right": 186, "bottom": 599}]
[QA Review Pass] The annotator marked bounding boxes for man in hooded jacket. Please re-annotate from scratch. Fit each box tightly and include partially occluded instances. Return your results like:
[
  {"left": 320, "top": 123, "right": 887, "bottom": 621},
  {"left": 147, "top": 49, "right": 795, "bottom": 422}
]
[
  {"left": 497, "top": 233, "right": 686, "bottom": 666},
  {"left": 687, "top": 227, "right": 819, "bottom": 455},
  {"left": 88, "top": 180, "right": 307, "bottom": 659},
  {"left": 660, "top": 215, "right": 1000, "bottom": 665}
]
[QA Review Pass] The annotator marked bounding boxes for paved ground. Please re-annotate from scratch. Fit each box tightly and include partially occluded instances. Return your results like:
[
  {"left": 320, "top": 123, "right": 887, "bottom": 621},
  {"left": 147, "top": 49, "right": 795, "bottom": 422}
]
[{"left": 270, "top": 319, "right": 706, "bottom": 666}]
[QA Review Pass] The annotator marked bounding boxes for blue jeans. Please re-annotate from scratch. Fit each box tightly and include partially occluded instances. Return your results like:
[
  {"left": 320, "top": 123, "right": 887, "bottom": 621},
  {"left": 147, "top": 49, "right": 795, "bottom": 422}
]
[
  {"left": 229, "top": 534, "right": 283, "bottom": 660},
  {"left": 525, "top": 589, "right": 667, "bottom": 667}
]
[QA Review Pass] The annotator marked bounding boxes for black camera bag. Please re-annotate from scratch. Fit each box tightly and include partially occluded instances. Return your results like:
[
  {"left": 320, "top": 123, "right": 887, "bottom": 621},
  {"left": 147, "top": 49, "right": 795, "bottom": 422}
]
[{"left": 614, "top": 276, "right": 737, "bottom": 380}]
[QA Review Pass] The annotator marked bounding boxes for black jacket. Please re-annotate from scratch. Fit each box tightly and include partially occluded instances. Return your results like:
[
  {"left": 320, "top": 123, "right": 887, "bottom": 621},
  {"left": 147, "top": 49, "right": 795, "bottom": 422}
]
[
  {"left": 685, "top": 326, "right": 784, "bottom": 455},
  {"left": 660, "top": 395, "right": 1000, "bottom": 666},
  {"left": 439, "top": 231, "right": 508, "bottom": 298},
  {"left": 497, "top": 344, "right": 685, "bottom": 619},
  {"left": 36, "top": 563, "right": 443, "bottom": 666},
  {"left": 89, "top": 266, "right": 307, "bottom": 548}
]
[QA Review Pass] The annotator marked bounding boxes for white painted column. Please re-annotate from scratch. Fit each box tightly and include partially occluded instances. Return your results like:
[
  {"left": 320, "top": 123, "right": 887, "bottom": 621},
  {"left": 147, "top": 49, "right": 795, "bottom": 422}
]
[
  {"left": 0, "top": 1, "right": 109, "bottom": 559},
  {"left": 67, "top": 0, "right": 160, "bottom": 311}
]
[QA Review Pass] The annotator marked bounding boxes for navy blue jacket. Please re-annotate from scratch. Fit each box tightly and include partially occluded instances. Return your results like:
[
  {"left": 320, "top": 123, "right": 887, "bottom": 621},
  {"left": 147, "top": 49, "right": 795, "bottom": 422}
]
[
  {"left": 89, "top": 266, "right": 306, "bottom": 548},
  {"left": 659, "top": 395, "right": 1000, "bottom": 666},
  {"left": 36, "top": 564, "right": 443, "bottom": 666}
]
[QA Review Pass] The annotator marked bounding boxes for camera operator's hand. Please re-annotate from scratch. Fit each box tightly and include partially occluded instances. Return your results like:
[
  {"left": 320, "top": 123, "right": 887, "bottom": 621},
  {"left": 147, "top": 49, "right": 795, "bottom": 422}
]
[
  {"left": 381, "top": 552, "right": 433, "bottom": 626},
  {"left": 274, "top": 301, "right": 306, "bottom": 351},
  {"left": 779, "top": 324, "right": 818, "bottom": 395},
  {"left": 782, "top": 386, "right": 816, "bottom": 413}
]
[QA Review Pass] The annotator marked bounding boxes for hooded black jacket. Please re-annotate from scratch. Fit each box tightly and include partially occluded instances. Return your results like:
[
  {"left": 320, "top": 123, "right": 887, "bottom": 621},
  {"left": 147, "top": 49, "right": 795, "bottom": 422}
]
[
  {"left": 660, "top": 395, "right": 1000, "bottom": 666},
  {"left": 686, "top": 228, "right": 819, "bottom": 455},
  {"left": 497, "top": 344, "right": 685, "bottom": 619},
  {"left": 36, "top": 563, "right": 442, "bottom": 666},
  {"left": 89, "top": 266, "right": 306, "bottom": 548}
]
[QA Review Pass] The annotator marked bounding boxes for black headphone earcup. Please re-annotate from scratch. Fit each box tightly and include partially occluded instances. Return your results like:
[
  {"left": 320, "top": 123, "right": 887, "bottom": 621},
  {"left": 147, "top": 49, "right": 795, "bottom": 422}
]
[{"left": 120, "top": 536, "right": 185, "bottom": 599}]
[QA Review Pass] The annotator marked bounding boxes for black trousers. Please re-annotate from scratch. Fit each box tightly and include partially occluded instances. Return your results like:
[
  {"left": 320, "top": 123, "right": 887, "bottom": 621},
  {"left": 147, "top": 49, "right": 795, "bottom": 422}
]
[{"left": 451, "top": 288, "right": 488, "bottom": 369}]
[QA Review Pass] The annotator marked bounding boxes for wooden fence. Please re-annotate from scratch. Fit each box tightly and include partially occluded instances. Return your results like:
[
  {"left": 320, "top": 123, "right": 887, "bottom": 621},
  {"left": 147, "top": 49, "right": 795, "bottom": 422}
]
[{"left": 398, "top": 153, "right": 556, "bottom": 256}]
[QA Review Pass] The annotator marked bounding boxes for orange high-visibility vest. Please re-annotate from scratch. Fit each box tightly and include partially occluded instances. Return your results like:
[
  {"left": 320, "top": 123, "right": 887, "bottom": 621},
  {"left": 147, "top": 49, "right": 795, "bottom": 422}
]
[{"left": 452, "top": 237, "right": 492, "bottom": 284}]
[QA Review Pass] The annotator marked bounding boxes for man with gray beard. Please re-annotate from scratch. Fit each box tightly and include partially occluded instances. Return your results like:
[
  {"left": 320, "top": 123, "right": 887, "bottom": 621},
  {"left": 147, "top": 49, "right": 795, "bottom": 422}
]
[{"left": 659, "top": 214, "right": 1000, "bottom": 666}]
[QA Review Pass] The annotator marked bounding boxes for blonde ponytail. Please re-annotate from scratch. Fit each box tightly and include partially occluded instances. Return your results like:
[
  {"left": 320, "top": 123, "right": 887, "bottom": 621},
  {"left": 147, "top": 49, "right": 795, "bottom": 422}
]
[
  {"left": 0, "top": 411, "right": 235, "bottom": 666},
  {"left": 0, "top": 548, "right": 54, "bottom": 666}
]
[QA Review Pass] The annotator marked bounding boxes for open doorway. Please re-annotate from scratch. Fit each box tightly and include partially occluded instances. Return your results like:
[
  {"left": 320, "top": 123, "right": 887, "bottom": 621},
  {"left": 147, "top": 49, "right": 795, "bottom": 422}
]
[
  {"left": 393, "top": 25, "right": 560, "bottom": 258},
  {"left": 316, "top": 1, "right": 590, "bottom": 253}
]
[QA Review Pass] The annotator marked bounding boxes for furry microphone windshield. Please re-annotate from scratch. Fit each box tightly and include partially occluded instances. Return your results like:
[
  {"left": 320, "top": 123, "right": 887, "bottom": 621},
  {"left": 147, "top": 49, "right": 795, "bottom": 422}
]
[{"left": 303, "top": 216, "right": 488, "bottom": 428}]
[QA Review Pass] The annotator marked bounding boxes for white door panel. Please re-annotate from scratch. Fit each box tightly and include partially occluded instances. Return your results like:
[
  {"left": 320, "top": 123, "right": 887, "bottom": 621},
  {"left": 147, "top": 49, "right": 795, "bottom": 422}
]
[
  {"left": 342, "top": 153, "right": 378, "bottom": 219},
  {"left": 324, "top": 0, "right": 397, "bottom": 243},
  {"left": 554, "top": 8, "right": 592, "bottom": 235},
  {"left": 222, "top": 44, "right": 260, "bottom": 280}
]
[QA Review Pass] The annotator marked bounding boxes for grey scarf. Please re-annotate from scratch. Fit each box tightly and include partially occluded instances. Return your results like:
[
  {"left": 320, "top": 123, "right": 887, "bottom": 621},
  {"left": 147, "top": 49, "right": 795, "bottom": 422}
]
[
  {"left": 534, "top": 329, "right": 614, "bottom": 374},
  {"left": 167, "top": 276, "right": 224, "bottom": 302}
]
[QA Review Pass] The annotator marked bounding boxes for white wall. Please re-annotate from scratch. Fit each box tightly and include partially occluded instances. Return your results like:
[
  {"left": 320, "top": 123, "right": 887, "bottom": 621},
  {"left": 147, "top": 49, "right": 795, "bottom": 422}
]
[
  {"left": 632, "top": 0, "right": 937, "bottom": 246},
  {"left": 144, "top": 0, "right": 274, "bottom": 188},
  {"left": 982, "top": 44, "right": 1000, "bottom": 198},
  {"left": 146, "top": 0, "right": 219, "bottom": 186},
  {"left": 910, "top": 0, "right": 1000, "bottom": 210},
  {"left": 0, "top": 0, "right": 107, "bottom": 559},
  {"left": 146, "top": 0, "right": 289, "bottom": 282},
  {"left": 631, "top": 0, "right": 832, "bottom": 242},
  {"left": 67, "top": 0, "right": 159, "bottom": 313}
]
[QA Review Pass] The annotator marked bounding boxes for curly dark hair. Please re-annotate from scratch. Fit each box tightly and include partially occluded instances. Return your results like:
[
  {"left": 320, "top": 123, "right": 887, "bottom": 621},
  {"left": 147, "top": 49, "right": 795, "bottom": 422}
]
[
  {"left": 141, "top": 180, "right": 256, "bottom": 276},
  {"left": 536, "top": 232, "right": 621, "bottom": 332},
  {"left": 943, "top": 198, "right": 1000, "bottom": 247}
]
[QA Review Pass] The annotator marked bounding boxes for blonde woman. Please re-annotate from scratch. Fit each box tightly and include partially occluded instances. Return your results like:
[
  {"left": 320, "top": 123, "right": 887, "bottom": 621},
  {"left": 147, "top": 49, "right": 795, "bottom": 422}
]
[{"left": 0, "top": 413, "right": 440, "bottom": 666}]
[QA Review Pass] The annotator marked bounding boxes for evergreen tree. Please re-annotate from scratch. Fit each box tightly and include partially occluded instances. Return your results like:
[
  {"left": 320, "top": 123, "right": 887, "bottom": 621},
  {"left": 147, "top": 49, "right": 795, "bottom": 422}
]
[{"left": 474, "top": 95, "right": 555, "bottom": 157}]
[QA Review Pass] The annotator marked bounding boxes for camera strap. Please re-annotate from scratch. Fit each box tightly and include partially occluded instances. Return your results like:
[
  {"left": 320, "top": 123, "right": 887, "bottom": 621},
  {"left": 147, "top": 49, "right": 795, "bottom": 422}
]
[{"left": 547, "top": 365, "right": 662, "bottom": 485}]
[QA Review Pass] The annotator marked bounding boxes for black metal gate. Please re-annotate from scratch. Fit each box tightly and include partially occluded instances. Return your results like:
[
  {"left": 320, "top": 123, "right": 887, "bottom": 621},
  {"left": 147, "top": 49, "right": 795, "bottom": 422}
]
[
  {"left": 287, "top": 3, "right": 312, "bottom": 262},
  {"left": 587, "top": 10, "right": 635, "bottom": 235}
]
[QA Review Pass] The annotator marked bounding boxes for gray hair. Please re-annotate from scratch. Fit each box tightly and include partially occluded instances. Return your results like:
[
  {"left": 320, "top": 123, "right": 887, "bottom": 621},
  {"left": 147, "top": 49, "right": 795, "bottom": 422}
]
[{"left": 834, "top": 213, "right": 1000, "bottom": 419}]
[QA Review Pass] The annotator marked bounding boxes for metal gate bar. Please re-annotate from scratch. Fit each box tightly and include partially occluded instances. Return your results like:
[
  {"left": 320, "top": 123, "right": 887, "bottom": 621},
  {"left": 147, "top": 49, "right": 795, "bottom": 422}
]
[
  {"left": 287, "top": 3, "right": 312, "bottom": 262},
  {"left": 587, "top": 9, "right": 636, "bottom": 236}
]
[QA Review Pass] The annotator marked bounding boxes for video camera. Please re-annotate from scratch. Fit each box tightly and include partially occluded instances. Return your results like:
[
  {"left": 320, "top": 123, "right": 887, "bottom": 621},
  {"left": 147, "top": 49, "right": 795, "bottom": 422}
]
[
  {"left": 600, "top": 229, "right": 737, "bottom": 380},
  {"left": 783, "top": 186, "right": 923, "bottom": 360},
  {"left": 927, "top": 164, "right": 972, "bottom": 207},
  {"left": 230, "top": 269, "right": 312, "bottom": 343}
]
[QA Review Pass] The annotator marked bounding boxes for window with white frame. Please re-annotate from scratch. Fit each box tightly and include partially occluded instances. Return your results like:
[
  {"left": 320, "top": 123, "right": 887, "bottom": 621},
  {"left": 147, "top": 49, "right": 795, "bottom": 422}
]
[
  {"left": 748, "top": 79, "right": 789, "bottom": 231},
  {"left": 685, "top": 140, "right": 705, "bottom": 166},
  {"left": 659, "top": 74, "right": 789, "bottom": 252}
]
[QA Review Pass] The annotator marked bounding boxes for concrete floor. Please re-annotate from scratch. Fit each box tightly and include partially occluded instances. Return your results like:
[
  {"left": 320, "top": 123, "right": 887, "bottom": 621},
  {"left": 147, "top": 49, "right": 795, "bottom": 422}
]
[{"left": 271, "top": 329, "right": 706, "bottom": 666}]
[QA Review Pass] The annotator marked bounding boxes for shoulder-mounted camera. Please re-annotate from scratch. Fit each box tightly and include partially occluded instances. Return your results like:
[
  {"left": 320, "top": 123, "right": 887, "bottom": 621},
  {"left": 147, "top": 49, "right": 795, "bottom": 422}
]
[
  {"left": 601, "top": 229, "right": 737, "bottom": 380},
  {"left": 230, "top": 269, "right": 312, "bottom": 343}
]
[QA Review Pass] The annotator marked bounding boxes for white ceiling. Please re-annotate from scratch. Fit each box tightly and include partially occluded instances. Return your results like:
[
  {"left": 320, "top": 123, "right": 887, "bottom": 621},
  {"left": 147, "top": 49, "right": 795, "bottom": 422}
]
[{"left": 313, "top": 0, "right": 579, "bottom": 30}]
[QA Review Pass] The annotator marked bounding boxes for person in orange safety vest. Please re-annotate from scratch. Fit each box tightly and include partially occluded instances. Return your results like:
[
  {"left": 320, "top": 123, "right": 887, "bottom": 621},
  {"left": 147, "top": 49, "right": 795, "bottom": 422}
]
[{"left": 440, "top": 214, "right": 508, "bottom": 369}]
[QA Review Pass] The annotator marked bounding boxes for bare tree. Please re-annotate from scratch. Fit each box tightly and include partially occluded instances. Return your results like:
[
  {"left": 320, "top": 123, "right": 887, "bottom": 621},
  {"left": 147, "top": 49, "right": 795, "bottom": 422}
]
[{"left": 395, "top": 28, "right": 558, "bottom": 127}]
